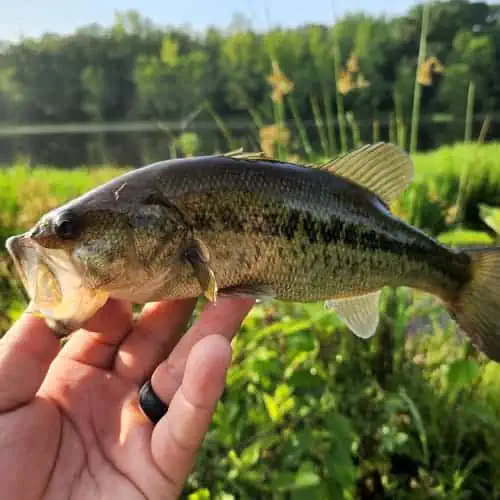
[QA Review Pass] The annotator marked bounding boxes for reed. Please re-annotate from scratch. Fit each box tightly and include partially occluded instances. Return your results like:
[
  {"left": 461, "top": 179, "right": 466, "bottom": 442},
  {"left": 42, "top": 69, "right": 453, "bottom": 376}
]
[{"left": 410, "top": 2, "right": 431, "bottom": 153}]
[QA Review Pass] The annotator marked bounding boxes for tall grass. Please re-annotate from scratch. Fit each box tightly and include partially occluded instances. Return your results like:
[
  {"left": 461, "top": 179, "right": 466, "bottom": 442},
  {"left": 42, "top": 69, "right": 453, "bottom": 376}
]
[
  {"left": 410, "top": 2, "right": 431, "bottom": 153},
  {"left": 464, "top": 80, "right": 476, "bottom": 143},
  {"left": 332, "top": 28, "right": 348, "bottom": 153}
]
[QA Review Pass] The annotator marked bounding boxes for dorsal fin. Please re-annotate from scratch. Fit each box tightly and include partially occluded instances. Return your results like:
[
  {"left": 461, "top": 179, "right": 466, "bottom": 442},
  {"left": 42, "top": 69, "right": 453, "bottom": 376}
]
[
  {"left": 222, "top": 148, "right": 315, "bottom": 168},
  {"left": 319, "top": 142, "right": 414, "bottom": 205},
  {"left": 223, "top": 148, "right": 272, "bottom": 161}
]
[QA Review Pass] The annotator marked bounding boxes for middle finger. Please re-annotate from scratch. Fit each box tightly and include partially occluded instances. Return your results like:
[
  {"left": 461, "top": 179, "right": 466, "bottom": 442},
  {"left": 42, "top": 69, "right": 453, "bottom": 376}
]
[{"left": 114, "top": 299, "right": 196, "bottom": 384}]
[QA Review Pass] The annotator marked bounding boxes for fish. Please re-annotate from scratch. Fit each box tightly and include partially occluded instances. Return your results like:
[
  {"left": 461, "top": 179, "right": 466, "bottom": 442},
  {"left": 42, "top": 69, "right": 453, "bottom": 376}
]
[{"left": 5, "top": 143, "right": 500, "bottom": 361}]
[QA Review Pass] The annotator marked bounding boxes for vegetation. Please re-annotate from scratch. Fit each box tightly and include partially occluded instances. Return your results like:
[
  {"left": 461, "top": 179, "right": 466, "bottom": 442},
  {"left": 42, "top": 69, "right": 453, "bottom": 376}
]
[
  {"left": 1, "top": 143, "right": 500, "bottom": 498},
  {"left": 1, "top": 0, "right": 500, "bottom": 496},
  {"left": 1, "top": 1, "right": 500, "bottom": 166}
]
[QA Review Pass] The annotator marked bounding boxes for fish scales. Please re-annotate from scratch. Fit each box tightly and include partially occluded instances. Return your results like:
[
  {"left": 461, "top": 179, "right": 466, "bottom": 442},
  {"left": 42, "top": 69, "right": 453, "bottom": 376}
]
[{"left": 144, "top": 157, "right": 470, "bottom": 302}]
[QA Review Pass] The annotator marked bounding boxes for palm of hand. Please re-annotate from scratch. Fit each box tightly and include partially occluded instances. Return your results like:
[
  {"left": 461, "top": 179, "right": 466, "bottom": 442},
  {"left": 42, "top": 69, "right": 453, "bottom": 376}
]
[
  {"left": 0, "top": 297, "right": 254, "bottom": 500},
  {"left": 18, "top": 361, "right": 161, "bottom": 499}
]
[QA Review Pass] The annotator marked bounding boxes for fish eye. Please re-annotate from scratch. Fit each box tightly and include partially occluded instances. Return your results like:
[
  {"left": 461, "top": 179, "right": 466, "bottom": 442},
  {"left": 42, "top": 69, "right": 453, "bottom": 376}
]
[{"left": 54, "top": 210, "right": 81, "bottom": 240}]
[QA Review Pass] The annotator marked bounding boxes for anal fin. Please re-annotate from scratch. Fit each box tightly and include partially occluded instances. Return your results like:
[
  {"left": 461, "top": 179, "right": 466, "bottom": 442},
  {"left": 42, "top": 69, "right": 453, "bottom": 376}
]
[{"left": 325, "top": 290, "right": 382, "bottom": 339}]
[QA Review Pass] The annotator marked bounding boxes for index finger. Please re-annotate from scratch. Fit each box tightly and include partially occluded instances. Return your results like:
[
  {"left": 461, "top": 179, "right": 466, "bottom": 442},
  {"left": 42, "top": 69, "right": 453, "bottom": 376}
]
[{"left": 0, "top": 312, "right": 59, "bottom": 412}]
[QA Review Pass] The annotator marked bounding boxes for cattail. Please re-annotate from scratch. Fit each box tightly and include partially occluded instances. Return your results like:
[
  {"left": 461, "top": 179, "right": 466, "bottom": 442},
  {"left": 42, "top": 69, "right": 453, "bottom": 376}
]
[
  {"left": 259, "top": 124, "right": 291, "bottom": 156},
  {"left": 417, "top": 60, "right": 433, "bottom": 86},
  {"left": 417, "top": 56, "right": 444, "bottom": 86},
  {"left": 346, "top": 52, "right": 359, "bottom": 73},
  {"left": 428, "top": 56, "right": 444, "bottom": 73},
  {"left": 445, "top": 204, "right": 459, "bottom": 225},
  {"left": 337, "top": 70, "right": 355, "bottom": 95},
  {"left": 338, "top": 53, "right": 370, "bottom": 94},
  {"left": 267, "top": 60, "right": 294, "bottom": 103}
]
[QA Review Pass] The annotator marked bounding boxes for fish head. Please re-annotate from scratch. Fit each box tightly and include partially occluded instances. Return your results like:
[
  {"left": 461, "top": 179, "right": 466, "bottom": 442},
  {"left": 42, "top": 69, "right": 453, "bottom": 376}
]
[
  {"left": 6, "top": 202, "right": 136, "bottom": 330},
  {"left": 27, "top": 203, "right": 136, "bottom": 287},
  {"left": 5, "top": 230, "right": 110, "bottom": 333},
  {"left": 7, "top": 192, "right": 186, "bottom": 330}
]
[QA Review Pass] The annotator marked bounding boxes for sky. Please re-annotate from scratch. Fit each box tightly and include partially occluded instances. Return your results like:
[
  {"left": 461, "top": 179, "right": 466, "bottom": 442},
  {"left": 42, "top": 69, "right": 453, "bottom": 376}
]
[{"left": 1, "top": 0, "right": 425, "bottom": 41}]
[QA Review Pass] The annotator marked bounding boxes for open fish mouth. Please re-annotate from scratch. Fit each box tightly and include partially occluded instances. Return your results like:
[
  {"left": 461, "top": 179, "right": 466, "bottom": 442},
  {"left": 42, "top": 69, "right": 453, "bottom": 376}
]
[{"left": 6, "top": 233, "right": 109, "bottom": 331}]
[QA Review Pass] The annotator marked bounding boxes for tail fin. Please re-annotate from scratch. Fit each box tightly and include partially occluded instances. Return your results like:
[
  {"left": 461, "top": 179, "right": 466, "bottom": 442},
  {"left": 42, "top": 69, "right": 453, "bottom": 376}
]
[{"left": 447, "top": 247, "right": 500, "bottom": 362}]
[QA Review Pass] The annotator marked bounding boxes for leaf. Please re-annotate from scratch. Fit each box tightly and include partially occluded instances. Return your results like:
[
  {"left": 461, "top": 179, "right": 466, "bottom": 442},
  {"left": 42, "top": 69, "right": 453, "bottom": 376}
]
[
  {"left": 437, "top": 229, "right": 494, "bottom": 246},
  {"left": 240, "top": 442, "right": 261, "bottom": 467},
  {"left": 293, "top": 463, "right": 321, "bottom": 489},
  {"left": 215, "top": 494, "right": 236, "bottom": 500},
  {"left": 399, "top": 389, "right": 429, "bottom": 466},
  {"left": 263, "top": 393, "right": 280, "bottom": 422},
  {"left": 480, "top": 360, "right": 500, "bottom": 403},
  {"left": 325, "top": 413, "right": 354, "bottom": 445},
  {"left": 447, "top": 359, "right": 481, "bottom": 398},
  {"left": 227, "top": 449, "right": 242, "bottom": 469},
  {"left": 286, "top": 330, "right": 316, "bottom": 353},
  {"left": 287, "top": 370, "right": 324, "bottom": 391},
  {"left": 188, "top": 489, "right": 211, "bottom": 500},
  {"left": 479, "top": 203, "right": 500, "bottom": 235},
  {"left": 326, "top": 449, "right": 357, "bottom": 489},
  {"left": 274, "top": 383, "right": 292, "bottom": 402},
  {"left": 272, "top": 472, "right": 297, "bottom": 491}
]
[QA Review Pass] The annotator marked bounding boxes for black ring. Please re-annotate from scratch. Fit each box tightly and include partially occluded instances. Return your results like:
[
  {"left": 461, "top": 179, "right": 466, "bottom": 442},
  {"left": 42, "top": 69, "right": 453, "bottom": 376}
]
[{"left": 138, "top": 380, "right": 169, "bottom": 424}]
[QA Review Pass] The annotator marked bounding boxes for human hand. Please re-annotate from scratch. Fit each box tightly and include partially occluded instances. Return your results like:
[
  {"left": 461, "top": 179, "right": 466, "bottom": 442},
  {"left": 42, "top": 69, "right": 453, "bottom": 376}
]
[{"left": 0, "top": 296, "right": 254, "bottom": 499}]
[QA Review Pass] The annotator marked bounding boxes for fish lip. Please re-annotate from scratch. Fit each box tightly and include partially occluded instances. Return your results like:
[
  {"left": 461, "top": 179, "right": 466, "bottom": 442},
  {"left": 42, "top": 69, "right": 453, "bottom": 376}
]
[
  {"left": 5, "top": 233, "right": 72, "bottom": 301},
  {"left": 6, "top": 233, "right": 33, "bottom": 295}
]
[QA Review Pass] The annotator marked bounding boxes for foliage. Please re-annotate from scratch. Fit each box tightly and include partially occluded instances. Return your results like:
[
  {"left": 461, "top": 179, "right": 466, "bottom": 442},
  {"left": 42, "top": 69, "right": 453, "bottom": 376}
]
[
  {"left": 184, "top": 300, "right": 499, "bottom": 499},
  {"left": 396, "top": 143, "right": 500, "bottom": 236},
  {"left": 2, "top": 2, "right": 500, "bottom": 166},
  {"left": 479, "top": 203, "right": 500, "bottom": 241},
  {"left": 0, "top": 143, "right": 499, "bottom": 497}
]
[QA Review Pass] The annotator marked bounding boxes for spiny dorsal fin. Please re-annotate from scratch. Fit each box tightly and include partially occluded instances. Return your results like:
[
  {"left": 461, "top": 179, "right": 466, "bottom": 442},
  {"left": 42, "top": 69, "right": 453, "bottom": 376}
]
[
  {"left": 319, "top": 142, "right": 413, "bottom": 205},
  {"left": 222, "top": 148, "right": 315, "bottom": 168},
  {"left": 325, "top": 290, "right": 382, "bottom": 339},
  {"left": 223, "top": 149, "right": 272, "bottom": 161}
]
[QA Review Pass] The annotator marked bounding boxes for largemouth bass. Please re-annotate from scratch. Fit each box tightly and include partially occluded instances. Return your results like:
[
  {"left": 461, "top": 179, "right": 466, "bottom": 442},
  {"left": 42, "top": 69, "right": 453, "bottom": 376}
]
[{"left": 6, "top": 143, "right": 500, "bottom": 361}]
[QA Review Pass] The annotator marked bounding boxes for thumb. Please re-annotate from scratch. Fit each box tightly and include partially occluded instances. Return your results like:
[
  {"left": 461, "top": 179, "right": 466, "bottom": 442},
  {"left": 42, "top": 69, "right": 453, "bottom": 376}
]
[{"left": 0, "top": 312, "right": 60, "bottom": 412}]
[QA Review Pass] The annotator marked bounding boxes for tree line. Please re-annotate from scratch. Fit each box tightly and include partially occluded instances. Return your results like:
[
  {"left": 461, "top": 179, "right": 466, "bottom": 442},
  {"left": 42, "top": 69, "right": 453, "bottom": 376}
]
[{"left": 0, "top": 0, "right": 499, "bottom": 167}]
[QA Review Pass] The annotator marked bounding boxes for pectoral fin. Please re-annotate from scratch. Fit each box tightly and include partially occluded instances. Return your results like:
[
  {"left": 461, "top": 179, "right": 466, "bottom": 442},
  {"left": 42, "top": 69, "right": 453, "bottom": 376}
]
[
  {"left": 325, "top": 290, "right": 382, "bottom": 339},
  {"left": 184, "top": 238, "right": 218, "bottom": 303}
]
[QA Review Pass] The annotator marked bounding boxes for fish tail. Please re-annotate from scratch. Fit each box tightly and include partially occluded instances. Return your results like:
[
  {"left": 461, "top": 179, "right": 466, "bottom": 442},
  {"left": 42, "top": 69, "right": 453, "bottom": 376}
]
[{"left": 447, "top": 247, "right": 500, "bottom": 361}]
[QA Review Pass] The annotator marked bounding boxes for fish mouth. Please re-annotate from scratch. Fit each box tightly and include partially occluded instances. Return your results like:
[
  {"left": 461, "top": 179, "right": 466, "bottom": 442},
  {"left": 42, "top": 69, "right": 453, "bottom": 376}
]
[
  {"left": 6, "top": 233, "right": 109, "bottom": 332},
  {"left": 6, "top": 234, "right": 40, "bottom": 301}
]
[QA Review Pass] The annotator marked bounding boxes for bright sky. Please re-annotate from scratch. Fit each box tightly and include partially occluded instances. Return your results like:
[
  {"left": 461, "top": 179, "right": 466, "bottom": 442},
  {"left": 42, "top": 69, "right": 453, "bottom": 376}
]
[{"left": 1, "top": 0, "right": 425, "bottom": 41}]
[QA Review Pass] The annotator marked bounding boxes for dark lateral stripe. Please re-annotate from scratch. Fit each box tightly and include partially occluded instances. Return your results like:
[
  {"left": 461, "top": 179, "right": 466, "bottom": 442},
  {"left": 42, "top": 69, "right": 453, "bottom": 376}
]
[
  {"left": 195, "top": 206, "right": 402, "bottom": 253},
  {"left": 191, "top": 205, "right": 458, "bottom": 279}
]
